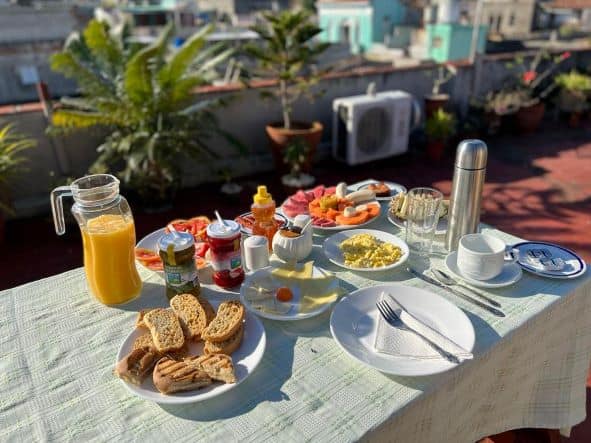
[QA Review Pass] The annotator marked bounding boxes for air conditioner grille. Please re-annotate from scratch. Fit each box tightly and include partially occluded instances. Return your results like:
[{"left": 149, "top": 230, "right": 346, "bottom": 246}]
[{"left": 356, "top": 107, "right": 391, "bottom": 154}]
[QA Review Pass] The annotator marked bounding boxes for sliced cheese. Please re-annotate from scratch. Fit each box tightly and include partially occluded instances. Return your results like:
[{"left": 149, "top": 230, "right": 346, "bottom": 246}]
[{"left": 272, "top": 261, "right": 314, "bottom": 279}]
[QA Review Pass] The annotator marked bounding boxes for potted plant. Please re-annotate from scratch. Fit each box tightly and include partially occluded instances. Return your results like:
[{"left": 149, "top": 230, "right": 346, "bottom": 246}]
[
  {"left": 554, "top": 70, "right": 591, "bottom": 128},
  {"left": 281, "top": 137, "right": 315, "bottom": 192},
  {"left": 425, "top": 64, "right": 457, "bottom": 118},
  {"left": 49, "top": 19, "right": 242, "bottom": 211},
  {"left": 218, "top": 167, "right": 243, "bottom": 202},
  {"left": 479, "top": 88, "right": 523, "bottom": 135},
  {"left": 507, "top": 51, "right": 571, "bottom": 134},
  {"left": 245, "top": 10, "right": 329, "bottom": 173},
  {"left": 0, "top": 124, "right": 35, "bottom": 243},
  {"left": 424, "top": 109, "right": 455, "bottom": 162}
]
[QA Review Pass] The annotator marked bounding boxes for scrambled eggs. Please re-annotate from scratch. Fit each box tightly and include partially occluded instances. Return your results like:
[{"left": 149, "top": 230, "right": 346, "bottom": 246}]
[{"left": 339, "top": 234, "right": 402, "bottom": 268}]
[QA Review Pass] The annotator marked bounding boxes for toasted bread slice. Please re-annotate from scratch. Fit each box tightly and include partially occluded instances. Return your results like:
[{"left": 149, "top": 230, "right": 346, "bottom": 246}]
[
  {"left": 153, "top": 356, "right": 213, "bottom": 394},
  {"left": 170, "top": 294, "right": 211, "bottom": 340},
  {"left": 197, "top": 296, "right": 216, "bottom": 324},
  {"left": 115, "top": 348, "right": 160, "bottom": 385},
  {"left": 143, "top": 308, "right": 185, "bottom": 352},
  {"left": 132, "top": 331, "right": 156, "bottom": 351},
  {"left": 135, "top": 309, "right": 154, "bottom": 329},
  {"left": 204, "top": 324, "right": 243, "bottom": 355},
  {"left": 201, "top": 301, "right": 245, "bottom": 342},
  {"left": 187, "top": 353, "right": 236, "bottom": 384}
]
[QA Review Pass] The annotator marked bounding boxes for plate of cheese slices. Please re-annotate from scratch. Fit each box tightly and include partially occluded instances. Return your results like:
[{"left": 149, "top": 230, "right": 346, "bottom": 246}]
[
  {"left": 240, "top": 262, "right": 341, "bottom": 321},
  {"left": 114, "top": 295, "right": 266, "bottom": 404}
]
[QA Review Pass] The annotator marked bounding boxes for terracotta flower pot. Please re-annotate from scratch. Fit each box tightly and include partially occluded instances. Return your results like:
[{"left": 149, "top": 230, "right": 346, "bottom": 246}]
[
  {"left": 516, "top": 102, "right": 545, "bottom": 134},
  {"left": 424, "top": 94, "right": 450, "bottom": 119},
  {"left": 426, "top": 140, "right": 446, "bottom": 162},
  {"left": 568, "top": 111, "right": 582, "bottom": 128},
  {"left": 265, "top": 121, "right": 323, "bottom": 173}
]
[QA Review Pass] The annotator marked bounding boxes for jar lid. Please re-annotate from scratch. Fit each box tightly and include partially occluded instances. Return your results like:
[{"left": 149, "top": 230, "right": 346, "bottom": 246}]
[
  {"left": 206, "top": 220, "right": 241, "bottom": 238},
  {"left": 454, "top": 139, "right": 488, "bottom": 170},
  {"left": 158, "top": 231, "right": 194, "bottom": 252}
]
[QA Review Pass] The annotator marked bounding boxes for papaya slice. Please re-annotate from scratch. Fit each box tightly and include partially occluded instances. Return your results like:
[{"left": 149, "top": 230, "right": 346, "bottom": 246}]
[
  {"left": 327, "top": 208, "right": 340, "bottom": 221},
  {"left": 336, "top": 211, "right": 369, "bottom": 226},
  {"left": 366, "top": 204, "right": 380, "bottom": 218},
  {"left": 309, "top": 199, "right": 320, "bottom": 210},
  {"left": 309, "top": 207, "right": 325, "bottom": 219}
]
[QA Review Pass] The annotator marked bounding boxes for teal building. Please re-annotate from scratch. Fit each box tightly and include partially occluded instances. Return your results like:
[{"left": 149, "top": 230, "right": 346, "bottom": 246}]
[
  {"left": 317, "top": 0, "right": 407, "bottom": 54},
  {"left": 426, "top": 23, "right": 488, "bottom": 62},
  {"left": 318, "top": 0, "right": 488, "bottom": 62}
]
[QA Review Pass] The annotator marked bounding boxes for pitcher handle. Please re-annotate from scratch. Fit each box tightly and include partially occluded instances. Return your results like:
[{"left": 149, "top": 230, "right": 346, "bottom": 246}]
[{"left": 50, "top": 186, "right": 72, "bottom": 235}]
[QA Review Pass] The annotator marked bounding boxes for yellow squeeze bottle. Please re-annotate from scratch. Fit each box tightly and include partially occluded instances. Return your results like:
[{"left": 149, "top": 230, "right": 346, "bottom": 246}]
[{"left": 251, "top": 185, "right": 277, "bottom": 249}]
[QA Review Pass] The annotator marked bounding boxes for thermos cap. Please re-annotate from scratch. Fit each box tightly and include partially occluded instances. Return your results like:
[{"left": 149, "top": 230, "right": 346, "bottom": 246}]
[{"left": 455, "top": 139, "right": 488, "bottom": 170}]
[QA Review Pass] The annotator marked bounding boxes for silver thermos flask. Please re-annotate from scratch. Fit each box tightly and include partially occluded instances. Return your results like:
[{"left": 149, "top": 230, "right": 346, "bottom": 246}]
[{"left": 445, "top": 140, "right": 488, "bottom": 252}]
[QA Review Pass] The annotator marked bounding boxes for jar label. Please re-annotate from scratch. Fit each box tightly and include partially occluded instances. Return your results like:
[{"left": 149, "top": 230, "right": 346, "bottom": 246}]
[
  {"left": 164, "top": 261, "right": 199, "bottom": 292},
  {"left": 210, "top": 251, "right": 242, "bottom": 272}
]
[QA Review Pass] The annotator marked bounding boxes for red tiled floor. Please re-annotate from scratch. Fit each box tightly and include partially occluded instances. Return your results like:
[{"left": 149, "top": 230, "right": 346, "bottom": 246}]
[{"left": 0, "top": 124, "right": 590, "bottom": 442}]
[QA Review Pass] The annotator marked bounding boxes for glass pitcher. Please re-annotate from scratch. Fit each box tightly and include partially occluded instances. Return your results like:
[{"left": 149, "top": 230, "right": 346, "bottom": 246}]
[{"left": 51, "top": 174, "right": 142, "bottom": 305}]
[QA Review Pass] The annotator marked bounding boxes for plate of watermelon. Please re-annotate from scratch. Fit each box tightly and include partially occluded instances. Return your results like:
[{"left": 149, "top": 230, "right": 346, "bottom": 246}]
[{"left": 280, "top": 184, "right": 381, "bottom": 232}]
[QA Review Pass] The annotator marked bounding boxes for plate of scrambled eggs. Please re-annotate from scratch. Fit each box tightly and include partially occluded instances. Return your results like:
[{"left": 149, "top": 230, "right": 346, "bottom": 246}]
[{"left": 323, "top": 229, "right": 409, "bottom": 272}]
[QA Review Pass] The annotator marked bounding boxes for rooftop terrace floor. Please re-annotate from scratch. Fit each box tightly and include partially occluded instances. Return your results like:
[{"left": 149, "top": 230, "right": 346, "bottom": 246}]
[{"left": 1, "top": 123, "right": 590, "bottom": 442}]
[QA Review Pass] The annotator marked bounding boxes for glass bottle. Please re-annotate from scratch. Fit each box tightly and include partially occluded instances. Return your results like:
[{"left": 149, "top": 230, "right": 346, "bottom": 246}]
[{"left": 50, "top": 174, "right": 142, "bottom": 305}]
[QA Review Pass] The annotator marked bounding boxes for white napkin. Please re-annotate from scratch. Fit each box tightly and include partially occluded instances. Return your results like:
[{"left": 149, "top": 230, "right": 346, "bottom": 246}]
[{"left": 374, "top": 292, "right": 473, "bottom": 361}]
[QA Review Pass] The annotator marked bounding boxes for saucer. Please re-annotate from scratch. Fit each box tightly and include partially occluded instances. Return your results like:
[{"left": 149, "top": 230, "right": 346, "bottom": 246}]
[{"left": 445, "top": 251, "right": 523, "bottom": 289}]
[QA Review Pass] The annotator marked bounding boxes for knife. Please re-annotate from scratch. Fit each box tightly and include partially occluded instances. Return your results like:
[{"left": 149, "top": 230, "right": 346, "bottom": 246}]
[
  {"left": 383, "top": 293, "right": 474, "bottom": 361},
  {"left": 407, "top": 267, "right": 505, "bottom": 317}
]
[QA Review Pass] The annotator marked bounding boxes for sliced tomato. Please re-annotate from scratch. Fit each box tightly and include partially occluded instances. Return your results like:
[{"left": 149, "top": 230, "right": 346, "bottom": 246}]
[
  {"left": 165, "top": 216, "right": 210, "bottom": 241},
  {"left": 194, "top": 242, "right": 209, "bottom": 258},
  {"left": 195, "top": 256, "right": 208, "bottom": 270},
  {"left": 135, "top": 248, "right": 160, "bottom": 263},
  {"left": 146, "top": 260, "right": 164, "bottom": 271}
]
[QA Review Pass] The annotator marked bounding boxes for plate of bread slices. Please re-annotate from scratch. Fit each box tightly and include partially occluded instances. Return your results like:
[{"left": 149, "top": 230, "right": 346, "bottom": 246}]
[{"left": 114, "top": 295, "right": 266, "bottom": 404}]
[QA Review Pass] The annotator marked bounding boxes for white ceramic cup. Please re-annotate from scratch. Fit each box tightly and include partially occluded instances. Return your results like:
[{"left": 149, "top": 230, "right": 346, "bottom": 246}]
[
  {"left": 243, "top": 235, "right": 269, "bottom": 271},
  {"left": 457, "top": 234, "right": 519, "bottom": 281}
]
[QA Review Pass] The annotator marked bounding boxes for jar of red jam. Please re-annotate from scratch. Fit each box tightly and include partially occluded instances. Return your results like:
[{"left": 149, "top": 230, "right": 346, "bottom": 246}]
[{"left": 206, "top": 220, "right": 244, "bottom": 288}]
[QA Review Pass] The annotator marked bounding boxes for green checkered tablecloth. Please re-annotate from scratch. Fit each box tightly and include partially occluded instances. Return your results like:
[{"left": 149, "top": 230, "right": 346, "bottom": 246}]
[{"left": 2, "top": 191, "right": 591, "bottom": 442}]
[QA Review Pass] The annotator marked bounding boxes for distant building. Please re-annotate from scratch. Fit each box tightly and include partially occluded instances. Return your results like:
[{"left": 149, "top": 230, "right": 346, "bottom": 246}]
[
  {"left": 120, "top": 0, "right": 201, "bottom": 37},
  {"left": 479, "top": 0, "right": 537, "bottom": 38},
  {"left": 196, "top": 0, "right": 291, "bottom": 25},
  {"left": 317, "top": 0, "right": 408, "bottom": 54},
  {"left": 318, "top": 0, "right": 487, "bottom": 62}
]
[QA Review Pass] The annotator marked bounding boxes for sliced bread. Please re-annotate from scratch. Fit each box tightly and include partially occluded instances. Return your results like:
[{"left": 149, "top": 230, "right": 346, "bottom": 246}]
[
  {"left": 201, "top": 301, "right": 245, "bottom": 342},
  {"left": 132, "top": 331, "right": 156, "bottom": 352},
  {"left": 204, "top": 324, "right": 243, "bottom": 355},
  {"left": 153, "top": 356, "right": 212, "bottom": 394},
  {"left": 197, "top": 296, "right": 216, "bottom": 324},
  {"left": 115, "top": 348, "right": 160, "bottom": 385},
  {"left": 143, "top": 308, "right": 185, "bottom": 352},
  {"left": 187, "top": 353, "right": 236, "bottom": 384},
  {"left": 135, "top": 309, "right": 154, "bottom": 329},
  {"left": 170, "top": 294, "right": 211, "bottom": 340}
]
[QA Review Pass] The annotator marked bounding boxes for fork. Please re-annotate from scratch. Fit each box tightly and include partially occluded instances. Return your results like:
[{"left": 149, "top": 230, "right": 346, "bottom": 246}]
[{"left": 376, "top": 300, "right": 460, "bottom": 364}]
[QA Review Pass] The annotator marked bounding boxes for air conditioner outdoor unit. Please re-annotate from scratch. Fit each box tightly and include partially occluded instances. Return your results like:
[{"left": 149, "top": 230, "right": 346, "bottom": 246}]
[{"left": 332, "top": 90, "right": 414, "bottom": 165}]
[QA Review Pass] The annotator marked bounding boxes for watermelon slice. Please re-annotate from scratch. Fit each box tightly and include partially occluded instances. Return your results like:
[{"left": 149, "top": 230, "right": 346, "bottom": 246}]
[{"left": 312, "top": 185, "right": 325, "bottom": 199}]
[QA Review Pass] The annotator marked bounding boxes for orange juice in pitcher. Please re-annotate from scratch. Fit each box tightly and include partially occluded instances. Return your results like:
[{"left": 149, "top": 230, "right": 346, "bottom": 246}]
[{"left": 51, "top": 174, "right": 142, "bottom": 304}]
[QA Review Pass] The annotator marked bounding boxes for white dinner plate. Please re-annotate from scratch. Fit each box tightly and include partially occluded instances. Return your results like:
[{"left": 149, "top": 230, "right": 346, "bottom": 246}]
[
  {"left": 445, "top": 251, "right": 523, "bottom": 289},
  {"left": 323, "top": 229, "right": 409, "bottom": 272},
  {"left": 352, "top": 181, "right": 407, "bottom": 201},
  {"left": 512, "top": 241, "right": 587, "bottom": 279},
  {"left": 116, "top": 301, "right": 266, "bottom": 404},
  {"left": 240, "top": 265, "right": 340, "bottom": 321},
  {"left": 330, "top": 284, "right": 475, "bottom": 376},
  {"left": 386, "top": 211, "right": 448, "bottom": 235}
]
